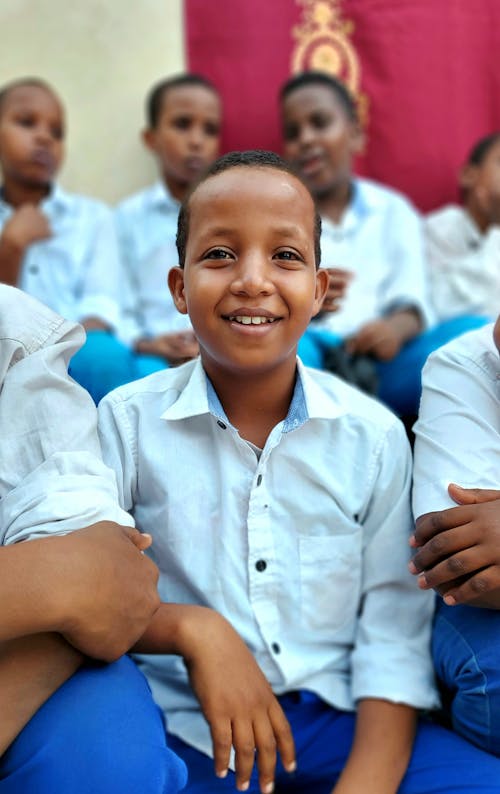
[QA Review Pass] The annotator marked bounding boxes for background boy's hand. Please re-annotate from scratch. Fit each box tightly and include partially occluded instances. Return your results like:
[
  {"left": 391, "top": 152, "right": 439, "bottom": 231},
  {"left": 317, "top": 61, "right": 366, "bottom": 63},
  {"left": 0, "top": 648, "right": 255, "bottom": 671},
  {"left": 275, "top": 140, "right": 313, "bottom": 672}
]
[
  {"left": 346, "top": 318, "right": 402, "bottom": 361},
  {"left": 320, "top": 267, "right": 353, "bottom": 313},
  {"left": 180, "top": 608, "right": 296, "bottom": 794},
  {"left": 2, "top": 205, "right": 52, "bottom": 250},
  {"left": 136, "top": 331, "right": 199, "bottom": 365},
  {"left": 55, "top": 522, "right": 160, "bottom": 660},
  {"left": 410, "top": 485, "right": 500, "bottom": 608}
]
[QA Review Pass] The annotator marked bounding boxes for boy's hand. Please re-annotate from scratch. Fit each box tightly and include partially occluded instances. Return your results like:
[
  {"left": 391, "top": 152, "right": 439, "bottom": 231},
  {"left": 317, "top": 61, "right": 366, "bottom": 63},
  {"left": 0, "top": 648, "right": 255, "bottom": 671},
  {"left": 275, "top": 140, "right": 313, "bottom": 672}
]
[
  {"left": 321, "top": 268, "right": 353, "bottom": 313},
  {"left": 136, "top": 331, "right": 199, "bottom": 365},
  {"left": 180, "top": 608, "right": 296, "bottom": 793},
  {"left": 346, "top": 319, "right": 402, "bottom": 361},
  {"left": 55, "top": 522, "right": 160, "bottom": 660},
  {"left": 409, "top": 485, "right": 500, "bottom": 608},
  {"left": 2, "top": 205, "right": 52, "bottom": 250}
]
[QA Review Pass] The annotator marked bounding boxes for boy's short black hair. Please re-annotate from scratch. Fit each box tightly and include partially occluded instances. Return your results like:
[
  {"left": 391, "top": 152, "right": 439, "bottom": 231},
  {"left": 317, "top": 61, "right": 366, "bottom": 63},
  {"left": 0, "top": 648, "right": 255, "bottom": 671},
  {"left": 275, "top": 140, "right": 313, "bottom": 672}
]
[
  {"left": 0, "top": 77, "right": 57, "bottom": 116},
  {"left": 280, "top": 71, "right": 358, "bottom": 124},
  {"left": 176, "top": 149, "right": 322, "bottom": 269},
  {"left": 466, "top": 132, "right": 500, "bottom": 166},
  {"left": 146, "top": 73, "right": 219, "bottom": 128}
]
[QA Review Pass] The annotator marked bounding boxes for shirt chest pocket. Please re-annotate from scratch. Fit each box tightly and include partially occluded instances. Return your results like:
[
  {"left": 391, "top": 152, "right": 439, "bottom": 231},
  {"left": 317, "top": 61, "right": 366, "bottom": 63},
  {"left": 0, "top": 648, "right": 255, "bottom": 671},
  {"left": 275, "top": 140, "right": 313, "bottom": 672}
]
[{"left": 298, "top": 533, "right": 362, "bottom": 635}]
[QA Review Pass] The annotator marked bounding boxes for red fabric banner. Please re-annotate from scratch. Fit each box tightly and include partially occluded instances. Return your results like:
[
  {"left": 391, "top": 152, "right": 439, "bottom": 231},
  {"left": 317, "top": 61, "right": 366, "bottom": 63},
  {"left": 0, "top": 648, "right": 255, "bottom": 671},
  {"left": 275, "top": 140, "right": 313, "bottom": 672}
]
[{"left": 185, "top": 0, "right": 500, "bottom": 212}]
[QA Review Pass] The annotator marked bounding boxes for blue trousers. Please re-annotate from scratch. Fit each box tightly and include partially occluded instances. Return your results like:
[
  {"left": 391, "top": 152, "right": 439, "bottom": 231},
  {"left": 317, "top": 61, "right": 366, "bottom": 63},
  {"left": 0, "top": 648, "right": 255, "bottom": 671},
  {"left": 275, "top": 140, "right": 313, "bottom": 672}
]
[
  {"left": 168, "top": 691, "right": 500, "bottom": 793},
  {"left": 433, "top": 598, "right": 500, "bottom": 757},
  {"left": 298, "top": 315, "right": 490, "bottom": 415},
  {"left": 0, "top": 655, "right": 187, "bottom": 794},
  {"left": 69, "top": 330, "right": 167, "bottom": 404}
]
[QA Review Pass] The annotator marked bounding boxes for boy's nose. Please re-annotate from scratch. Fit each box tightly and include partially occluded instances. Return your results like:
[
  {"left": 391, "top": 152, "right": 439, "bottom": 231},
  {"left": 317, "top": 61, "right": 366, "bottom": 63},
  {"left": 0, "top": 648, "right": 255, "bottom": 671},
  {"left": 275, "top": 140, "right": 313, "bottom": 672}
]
[
  {"left": 231, "top": 257, "right": 274, "bottom": 295},
  {"left": 297, "top": 124, "right": 317, "bottom": 148},
  {"left": 34, "top": 125, "right": 53, "bottom": 145}
]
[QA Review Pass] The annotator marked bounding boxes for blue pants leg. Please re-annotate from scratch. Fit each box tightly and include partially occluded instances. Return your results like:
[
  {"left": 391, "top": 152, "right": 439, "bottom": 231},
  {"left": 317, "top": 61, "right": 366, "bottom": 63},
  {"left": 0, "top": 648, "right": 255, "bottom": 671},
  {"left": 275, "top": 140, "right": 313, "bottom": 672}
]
[
  {"left": 377, "top": 315, "right": 490, "bottom": 416},
  {"left": 297, "top": 328, "right": 342, "bottom": 369},
  {"left": 69, "top": 329, "right": 137, "bottom": 404},
  {"left": 0, "top": 655, "right": 187, "bottom": 794},
  {"left": 167, "top": 691, "right": 500, "bottom": 793},
  {"left": 433, "top": 598, "right": 500, "bottom": 756}
]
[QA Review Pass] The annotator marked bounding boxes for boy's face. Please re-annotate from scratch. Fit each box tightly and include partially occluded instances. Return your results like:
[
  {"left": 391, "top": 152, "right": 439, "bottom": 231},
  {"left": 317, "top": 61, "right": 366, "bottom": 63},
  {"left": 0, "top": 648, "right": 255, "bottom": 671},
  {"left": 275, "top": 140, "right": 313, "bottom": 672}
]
[
  {"left": 0, "top": 85, "right": 64, "bottom": 189},
  {"left": 281, "top": 84, "right": 362, "bottom": 198},
  {"left": 462, "top": 140, "right": 500, "bottom": 223},
  {"left": 169, "top": 166, "right": 328, "bottom": 381},
  {"left": 143, "top": 85, "right": 221, "bottom": 200}
]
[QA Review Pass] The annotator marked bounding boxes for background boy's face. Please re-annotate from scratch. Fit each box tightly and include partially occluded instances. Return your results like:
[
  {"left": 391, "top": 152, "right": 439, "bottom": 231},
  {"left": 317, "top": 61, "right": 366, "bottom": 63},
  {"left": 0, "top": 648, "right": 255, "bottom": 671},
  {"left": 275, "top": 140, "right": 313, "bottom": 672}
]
[
  {"left": 169, "top": 166, "right": 328, "bottom": 379},
  {"left": 462, "top": 139, "right": 500, "bottom": 224},
  {"left": 0, "top": 85, "right": 65, "bottom": 189},
  {"left": 281, "top": 84, "right": 361, "bottom": 198},
  {"left": 144, "top": 85, "right": 221, "bottom": 200}
]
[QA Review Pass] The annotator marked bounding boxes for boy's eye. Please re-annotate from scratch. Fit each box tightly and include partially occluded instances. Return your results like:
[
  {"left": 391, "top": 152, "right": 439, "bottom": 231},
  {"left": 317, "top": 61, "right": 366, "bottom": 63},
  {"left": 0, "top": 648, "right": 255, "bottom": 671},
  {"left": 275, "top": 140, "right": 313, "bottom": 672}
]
[
  {"left": 16, "top": 114, "right": 35, "bottom": 128},
  {"left": 273, "top": 249, "right": 304, "bottom": 268},
  {"left": 173, "top": 116, "right": 192, "bottom": 131},
  {"left": 283, "top": 123, "right": 299, "bottom": 142},
  {"left": 51, "top": 124, "right": 64, "bottom": 141},
  {"left": 310, "top": 112, "right": 332, "bottom": 130},
  {"left": 204, "top": 121, "right": 220, "bottom": 137},
  {"left": 204, "top": 248, "right": 233, "bottom": 260}
]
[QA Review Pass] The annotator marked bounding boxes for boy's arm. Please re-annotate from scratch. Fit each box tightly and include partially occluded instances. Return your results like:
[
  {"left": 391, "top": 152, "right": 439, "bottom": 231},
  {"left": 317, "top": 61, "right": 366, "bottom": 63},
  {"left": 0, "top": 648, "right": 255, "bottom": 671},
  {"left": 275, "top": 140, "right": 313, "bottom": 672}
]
[
  {"left": 134, "top": 603, "right": 296, "bottom": 794},
  {"left": 332, "top": 699, "right": 416, "bottom": 794},
  {"left": 0, "top": 634, "right": 82, "bottom": 756},
  {"left": 346, "top": 308, "right": 422, "bottom": 360},
  {"left": 0, "top": 205, "right": 51, "bottom": 285}
]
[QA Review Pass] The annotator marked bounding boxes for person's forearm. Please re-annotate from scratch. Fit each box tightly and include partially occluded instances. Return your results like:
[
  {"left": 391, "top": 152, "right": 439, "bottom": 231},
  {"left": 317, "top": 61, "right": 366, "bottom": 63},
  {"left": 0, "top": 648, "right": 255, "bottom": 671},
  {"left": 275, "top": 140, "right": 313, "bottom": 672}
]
[
  {"left": 0, "top": 633, "right": 83, "bottom": 755},
  {"left": 332, "top": 699, "right": 416, "bottom": 794},
  {"left": 0, "top": 237, "right": 24, "bottom": 285},
  {"left": 132, "top": 602, "right": 215, "bottom": 655},
  {"left": 385, "top": 308, "right": 422, "bottom": 344}
]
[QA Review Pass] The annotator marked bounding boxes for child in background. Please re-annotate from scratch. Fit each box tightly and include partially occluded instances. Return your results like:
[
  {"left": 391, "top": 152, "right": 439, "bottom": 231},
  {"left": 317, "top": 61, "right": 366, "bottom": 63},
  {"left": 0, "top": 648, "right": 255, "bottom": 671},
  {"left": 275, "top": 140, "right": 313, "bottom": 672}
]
[
  {"left": 0, "top": 285, "right": 186, "bottom": 793},
  {"left": 115, "top": 74, "right": 221, "bottom": 375},
  {"left": 0, "top": 77, "right": 134, "bottom": 404},
  {"left": 425, "top": 132, "right": 500, "bottom": 323},
  {"left": 411, "top": 317, "right": 500, "bottom": 757},
  {"left": 98, "top": 150, "right": 500, "bottom": 793}
]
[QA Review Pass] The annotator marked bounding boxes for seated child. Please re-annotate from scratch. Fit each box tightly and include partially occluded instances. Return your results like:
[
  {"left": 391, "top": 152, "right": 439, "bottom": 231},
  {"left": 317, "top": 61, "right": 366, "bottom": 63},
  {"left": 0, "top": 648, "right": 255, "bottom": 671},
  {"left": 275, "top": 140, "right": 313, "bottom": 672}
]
[
  {"left": 280, "top": 71, "right": 484, "bottom": 416},
  {"left": 98, "top": 150, "right": 500, "bottom": 793},
  {"left": 115, "top": 74, "right": 221, "bottom": 376},
  {"left": 425, "top": 132, "right": 500, "bottom": 323},
  {"left": 0, "top": 77, "right": 135, "bottom": 404},
  {"left": 0, "top": 285, "right": 186, "bottom": 793},
  {"left": 411, "top": 317, "right": 500, "bottom": 756}
]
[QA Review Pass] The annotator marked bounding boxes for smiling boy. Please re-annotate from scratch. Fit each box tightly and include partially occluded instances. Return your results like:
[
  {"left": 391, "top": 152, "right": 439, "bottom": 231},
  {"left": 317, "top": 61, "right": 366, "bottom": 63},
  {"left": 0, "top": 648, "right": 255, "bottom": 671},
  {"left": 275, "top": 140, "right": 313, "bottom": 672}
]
[{"left": 98, "top": 151, "right": 500, "bottom": 793}]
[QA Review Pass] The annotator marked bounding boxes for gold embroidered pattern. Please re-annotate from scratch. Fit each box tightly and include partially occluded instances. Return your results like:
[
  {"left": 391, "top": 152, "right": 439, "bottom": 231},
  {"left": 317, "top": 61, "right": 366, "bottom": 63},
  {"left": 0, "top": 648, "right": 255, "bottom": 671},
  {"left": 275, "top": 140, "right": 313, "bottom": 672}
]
[{"left": 291, "top": 0, "right": 368, "bottom": 124}]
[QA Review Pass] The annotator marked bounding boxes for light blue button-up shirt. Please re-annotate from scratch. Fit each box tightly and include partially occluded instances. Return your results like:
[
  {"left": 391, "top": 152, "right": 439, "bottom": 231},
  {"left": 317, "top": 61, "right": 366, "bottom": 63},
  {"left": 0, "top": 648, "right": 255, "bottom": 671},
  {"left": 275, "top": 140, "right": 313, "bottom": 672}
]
[
  {"left": 115, "top": 181, "right": 192, "bottom": 341},
  {"left": 316, "top": 177, "right": 432, "bottom": 337},
  {"left": 0, "top": 185, "right": 124, "bottom": 331},
  {"left": 98, "top": 358, "right": 438, "bottom": 758}
]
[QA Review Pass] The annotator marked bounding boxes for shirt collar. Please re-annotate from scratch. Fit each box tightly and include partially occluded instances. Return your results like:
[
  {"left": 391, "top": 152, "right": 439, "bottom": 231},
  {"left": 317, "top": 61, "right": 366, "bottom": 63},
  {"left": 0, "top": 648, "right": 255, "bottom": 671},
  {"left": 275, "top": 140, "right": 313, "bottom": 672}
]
[
  {"left": 160, "top": 357, "right": 345, "bottom": 429},
  {"left": 149, "top": 180, "right": 180, "bottom": 212},
  {"left": 321, "top": 178, "right": 377, "bottom": 236}
]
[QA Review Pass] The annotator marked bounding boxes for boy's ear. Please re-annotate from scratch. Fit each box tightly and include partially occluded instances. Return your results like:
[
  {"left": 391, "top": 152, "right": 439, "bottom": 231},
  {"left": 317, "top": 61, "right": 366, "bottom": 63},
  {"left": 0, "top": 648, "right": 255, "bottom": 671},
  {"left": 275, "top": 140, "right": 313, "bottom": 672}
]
[
  {"left": 350, "top": 122, "right": 365, "bottom": 156},
  {"left": 311, "top": 268, "right": 330, "bottom": 318},
  {"left": 459, "top": 163, "right": 478, "bottom": 192},
  {"left": 142, "top": 127, "right": 157, "bottom": 153},
  {"left": 168, "top": 267, "right": 188, "bottom": 314}
]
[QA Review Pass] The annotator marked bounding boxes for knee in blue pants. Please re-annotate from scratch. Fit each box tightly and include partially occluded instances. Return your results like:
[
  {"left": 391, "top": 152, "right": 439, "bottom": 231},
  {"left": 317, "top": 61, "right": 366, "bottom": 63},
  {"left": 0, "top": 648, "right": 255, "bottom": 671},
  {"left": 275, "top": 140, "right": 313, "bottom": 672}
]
[
  {"left": 433, "top": 598, "right": 500, "bottom": 756},
  {"left": 0, "top": 655, "right": 187, "bottom": 793}
]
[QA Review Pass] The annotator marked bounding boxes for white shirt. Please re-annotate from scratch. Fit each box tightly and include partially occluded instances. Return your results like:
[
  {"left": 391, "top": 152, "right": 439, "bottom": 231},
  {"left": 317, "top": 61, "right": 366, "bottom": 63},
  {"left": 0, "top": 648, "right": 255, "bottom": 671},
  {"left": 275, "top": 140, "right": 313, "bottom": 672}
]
[
  {"left": 98, "top": 358, "right": 438, "bottom": 758},
  {"left": 115, "top": 182, "right": 192, "bottom": 341},
  {"left": 413, "top": 323, "right": 500, "bottom": 518},
  {"left": 0, "top": 185, "right": 125, "bottom": 333},
  {"left": 424, "top": 205, "right": 500, "bottom": 322},
  {"left": 0, "top": 285, "right": 133, "bottom": 545},
  {"left": 314, "top": 178, "right": 431, "bottom": 337}
]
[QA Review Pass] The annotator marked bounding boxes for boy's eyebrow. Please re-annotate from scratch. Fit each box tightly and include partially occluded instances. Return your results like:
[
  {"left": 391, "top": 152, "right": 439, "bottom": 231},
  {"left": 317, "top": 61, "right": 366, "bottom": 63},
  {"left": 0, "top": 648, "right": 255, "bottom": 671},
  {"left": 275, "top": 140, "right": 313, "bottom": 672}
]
[{"left": 195, "top": 223, "right": 309, "bottom": 240}]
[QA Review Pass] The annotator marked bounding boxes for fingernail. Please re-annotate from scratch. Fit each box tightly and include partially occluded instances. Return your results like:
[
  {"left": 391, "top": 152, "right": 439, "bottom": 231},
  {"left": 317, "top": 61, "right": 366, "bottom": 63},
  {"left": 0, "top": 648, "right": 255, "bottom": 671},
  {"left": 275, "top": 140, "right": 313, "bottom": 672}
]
[
  {"left": 238, "top": 783, "right": 250, "bottom": 792},
  {"left": 216, "top": 769, "right": 228, "bottom": 779},
  {"left": 417, "top": 574, "right": 427, "bottom": 588},
  {"left": 409, "top": 535, "right": 417, "bottom": 547},
  {"left": 262, "top": 783, "right": 274, "bottom": 793},
  {"left": 443, "top": 594, "right": 456, "bottom": 606},
  {"left": 408, "top": 561, "right": 417, "bottom": 574},
  {"left": 285, "top": 760, "right": 297, "bottom": 773}
]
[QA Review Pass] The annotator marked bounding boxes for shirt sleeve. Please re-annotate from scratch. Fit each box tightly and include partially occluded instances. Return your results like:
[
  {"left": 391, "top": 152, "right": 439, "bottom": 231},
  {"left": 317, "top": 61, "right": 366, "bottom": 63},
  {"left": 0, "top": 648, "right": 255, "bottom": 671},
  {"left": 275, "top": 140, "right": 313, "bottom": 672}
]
[
  {"left": 412, "top": 338, "right": 500, "bottom": 518},
  {"left": 380, "top": 199, "right": 433, "bottom": 328},
  {"left": 0, "top": 319, "right": 134, "bottom": 544},
  {"left": 97, "top": 391, "right": 138, "bottom": 513},
  {"left": 351, "top": 419, "right": 439, "bottom": 710}
]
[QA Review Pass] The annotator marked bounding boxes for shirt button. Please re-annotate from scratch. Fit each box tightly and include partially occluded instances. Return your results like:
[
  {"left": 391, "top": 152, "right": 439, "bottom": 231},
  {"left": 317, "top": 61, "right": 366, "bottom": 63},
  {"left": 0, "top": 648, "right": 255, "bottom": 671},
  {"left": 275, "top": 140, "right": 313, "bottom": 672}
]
[
  {"left": 217, "top": 420, "right": 227, "bottom": 429},
  {"left": 29, "top": 265, "right": 39, "bottom": 274},
  {"left": 271, "top": 642, "right": 281, "bottom": 655},
  {"left": 255, "top": 559, "right": 267, "bottom": 572}
]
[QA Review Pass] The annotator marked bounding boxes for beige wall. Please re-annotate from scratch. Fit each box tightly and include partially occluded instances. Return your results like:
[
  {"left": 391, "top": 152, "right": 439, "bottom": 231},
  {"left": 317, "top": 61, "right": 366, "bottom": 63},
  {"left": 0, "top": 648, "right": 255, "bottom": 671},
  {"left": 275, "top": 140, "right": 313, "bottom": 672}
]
[{"left": 2, "top": 0, "right": 185, "bottom": 203}]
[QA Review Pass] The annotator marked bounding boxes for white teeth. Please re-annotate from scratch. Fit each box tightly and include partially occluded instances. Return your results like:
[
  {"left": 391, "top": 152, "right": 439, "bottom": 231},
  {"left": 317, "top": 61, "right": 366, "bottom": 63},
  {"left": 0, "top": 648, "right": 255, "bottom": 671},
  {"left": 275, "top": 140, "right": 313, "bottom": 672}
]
[{"left": 228, "top": 316, "right": 276, "bottom": 325}]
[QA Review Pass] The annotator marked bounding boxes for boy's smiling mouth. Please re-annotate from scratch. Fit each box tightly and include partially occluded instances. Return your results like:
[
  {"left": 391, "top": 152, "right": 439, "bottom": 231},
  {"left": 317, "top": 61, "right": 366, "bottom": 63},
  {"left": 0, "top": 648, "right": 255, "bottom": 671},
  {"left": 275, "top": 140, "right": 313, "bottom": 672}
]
[
  {"left": 228, "top": 315, "right": 278, "bottom": 325},
  {"left": 221, "top": 308, "right": 282, "bottom": 329}
]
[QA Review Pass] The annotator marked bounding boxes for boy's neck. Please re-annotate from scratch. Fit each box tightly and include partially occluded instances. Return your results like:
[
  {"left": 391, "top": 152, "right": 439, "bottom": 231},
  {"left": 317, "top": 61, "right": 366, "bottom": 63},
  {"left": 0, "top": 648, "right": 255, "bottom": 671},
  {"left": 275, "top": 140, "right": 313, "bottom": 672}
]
[
  {"left": 204, "top": 359, "right": 298, "bottom": 449},
  {"left": 162, "top": 174, "right": 189, "bottom": 203},
  {"left": 2, "top": 180, "right": 51, "bottom": 208},
  {"left": 315, "top": 179, "right": 353, "bottom": 225},
  {"left": 465, "top": 199, "right": 491, "bottom": 234}
]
